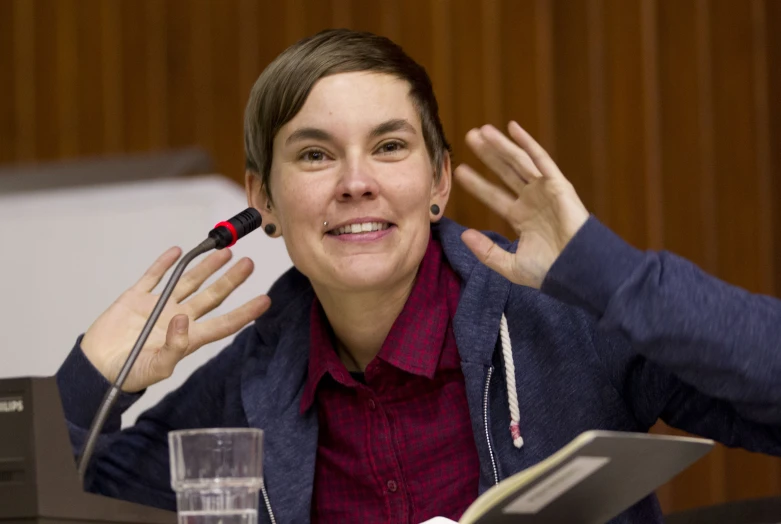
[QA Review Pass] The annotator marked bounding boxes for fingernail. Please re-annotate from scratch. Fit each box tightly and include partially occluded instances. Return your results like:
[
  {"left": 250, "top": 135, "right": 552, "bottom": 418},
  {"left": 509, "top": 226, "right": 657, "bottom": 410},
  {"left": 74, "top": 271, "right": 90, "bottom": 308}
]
[{"left": 175, "top": 316, "right": 188, "bottom": 333}]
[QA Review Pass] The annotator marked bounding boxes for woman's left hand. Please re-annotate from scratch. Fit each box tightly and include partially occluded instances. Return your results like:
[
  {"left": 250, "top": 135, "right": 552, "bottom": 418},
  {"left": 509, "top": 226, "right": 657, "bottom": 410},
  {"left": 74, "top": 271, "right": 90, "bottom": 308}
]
[{"left": 454, "top": 122, "right": 590, "bottom": 289}]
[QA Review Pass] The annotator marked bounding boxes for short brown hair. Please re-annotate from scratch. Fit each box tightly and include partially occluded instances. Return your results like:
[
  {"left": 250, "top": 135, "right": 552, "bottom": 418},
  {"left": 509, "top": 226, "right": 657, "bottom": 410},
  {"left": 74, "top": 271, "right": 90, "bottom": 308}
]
[{"left": 244, "top": 29, "right": 451, "bottom": 200}]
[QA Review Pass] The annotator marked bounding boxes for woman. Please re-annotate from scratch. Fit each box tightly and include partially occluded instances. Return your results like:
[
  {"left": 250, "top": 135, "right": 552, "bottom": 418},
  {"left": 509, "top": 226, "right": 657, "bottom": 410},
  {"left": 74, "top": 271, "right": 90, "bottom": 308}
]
[{"left": 58, "top": 29, "right": 781, "bottom": 524}]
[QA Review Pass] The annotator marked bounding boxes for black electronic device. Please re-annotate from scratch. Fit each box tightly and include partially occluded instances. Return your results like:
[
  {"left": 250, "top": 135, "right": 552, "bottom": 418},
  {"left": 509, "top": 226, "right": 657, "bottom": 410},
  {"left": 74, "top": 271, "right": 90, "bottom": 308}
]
[{"left": 0, "top": 377, "right": 175, "bottom": 524}]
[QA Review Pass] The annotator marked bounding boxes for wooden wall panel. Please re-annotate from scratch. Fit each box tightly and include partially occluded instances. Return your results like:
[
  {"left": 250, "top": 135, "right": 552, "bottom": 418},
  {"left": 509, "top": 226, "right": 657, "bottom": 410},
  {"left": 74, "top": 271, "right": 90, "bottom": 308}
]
[
  {"left": 751, "top": 0, "right": 774, "bottom": 297},
  {"left": 75, "top": 0, "right": 107, "bottom": 157},
  {"left": 429, "top": 0, "right": 455, "bottom": 154},
  {"left": 451, "top": 0, "right": 491, "bottom": 233},
  {"left": 166, "top": 0, "right": 196, "bottom": 151},
  {"left": 350, "top": 0, "right": 389, "bottom": 37},
  {"left": 654, "top": 0, "right": 725, "bottom": 511},
  {"left": 2, "top": 0, "right": 780, "bottom": 515},
  {"left": 12, "top": 0, "right": 36, "bottom": 162},
  {"left": 55, "top": 0, "right": 79, "bottom": 157},
  {"left": 657, "top": 0, "right": 716, "bottom": 271},
  {"left": 191, "top": 0, "right": 216, "bottom": 156},
  {"left": 120, "top": 0, "right": 152, "bottom": 153},
  {"left": 100, "top": 0, "right": 123, "bottom": 154},
  {"left": 711, "top": 0, "right": 781, "bottom": 501},
  {"left": 33, "top": 0, "right": 58, "bottom": 160},
  {"left": 769, "top": 0, "right": 781, "bottom": 303},
  {"left": 0, "top": 1, "right": 15, "bottom": 164},
  {"left": 712, "top": 1, "right": 766, "bottom": 295},
  {"left": 211, "top": 0, "right": 245, "bottom": 179},
  {"left": 603, "top": 0, "right": 654, "bottom": 248},
  {"left": 501, "top": 0, "right": 553, "bottom": 153},
  {"left": 551, "top": 0, "right": 605, "bottom": 216},
  {"left": 146, "top": 0, "right": 169, "bottom": 150}
]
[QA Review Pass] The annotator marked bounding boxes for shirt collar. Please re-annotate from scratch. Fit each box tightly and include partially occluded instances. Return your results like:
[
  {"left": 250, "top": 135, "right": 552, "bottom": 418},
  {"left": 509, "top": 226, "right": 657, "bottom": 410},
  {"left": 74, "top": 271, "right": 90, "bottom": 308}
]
[
  {"left": 373, "top": 235, "right": 450, "bottom": 378},
  {"left": 301, "top": 300, "right": 349, "bottom": 413},
  {"left": 300, "top": 233, "right": 457, "bottom": 413}
]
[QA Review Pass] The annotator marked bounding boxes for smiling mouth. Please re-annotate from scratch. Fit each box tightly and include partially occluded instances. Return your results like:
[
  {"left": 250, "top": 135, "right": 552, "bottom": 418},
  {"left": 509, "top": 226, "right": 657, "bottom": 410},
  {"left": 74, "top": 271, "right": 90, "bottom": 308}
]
[{"left": 328, "top": 222, "right": 393, "bottom": 236}]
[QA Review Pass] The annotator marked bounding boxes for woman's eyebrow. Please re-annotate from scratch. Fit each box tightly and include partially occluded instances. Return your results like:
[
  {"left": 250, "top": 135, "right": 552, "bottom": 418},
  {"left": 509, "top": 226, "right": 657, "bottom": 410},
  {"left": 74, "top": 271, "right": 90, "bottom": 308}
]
[
  {"left": 285, "top": 127, "right": 332, "bottom": 146},
  {"left": 285, "top": 119, "right": 416, "bottom": 146},
  {"left": 369, "top": 119, "right": 417, "bottom": 139}
]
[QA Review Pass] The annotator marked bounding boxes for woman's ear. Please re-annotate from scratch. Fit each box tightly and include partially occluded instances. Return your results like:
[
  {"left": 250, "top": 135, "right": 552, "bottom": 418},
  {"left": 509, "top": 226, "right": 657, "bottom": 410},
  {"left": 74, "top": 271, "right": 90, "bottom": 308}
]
[
  {"left": 430, "top": 153, "right": 452, "bottom": 221},
  {"left": 245, "top": 170, "right": 265, "bottom": 209},
  {"left": 245, "top": 170, "right": 281, "bottom": 237}
]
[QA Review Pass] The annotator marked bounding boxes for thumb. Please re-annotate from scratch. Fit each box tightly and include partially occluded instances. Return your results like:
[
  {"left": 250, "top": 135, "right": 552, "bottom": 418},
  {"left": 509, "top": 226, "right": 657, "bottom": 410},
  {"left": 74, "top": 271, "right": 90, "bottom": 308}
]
[
  {"left": 461, "top": 229, "right": 515, "bottom": 280},
  {"left": 155, "top": 315, "right": 190, "bottom": 378}
]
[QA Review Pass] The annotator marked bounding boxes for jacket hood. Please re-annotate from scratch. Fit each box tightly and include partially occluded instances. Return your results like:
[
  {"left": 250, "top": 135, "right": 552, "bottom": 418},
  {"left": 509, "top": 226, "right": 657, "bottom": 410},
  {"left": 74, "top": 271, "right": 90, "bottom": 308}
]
[{"left": 252, "top": 218, "right": 518, "bottom": 367}]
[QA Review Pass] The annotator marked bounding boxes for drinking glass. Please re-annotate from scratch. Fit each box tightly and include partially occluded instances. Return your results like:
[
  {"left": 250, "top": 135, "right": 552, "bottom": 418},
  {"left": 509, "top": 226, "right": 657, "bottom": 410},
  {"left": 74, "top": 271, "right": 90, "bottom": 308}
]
[{"left": 169, "top": 428, "right": 264, "bottom": 524}]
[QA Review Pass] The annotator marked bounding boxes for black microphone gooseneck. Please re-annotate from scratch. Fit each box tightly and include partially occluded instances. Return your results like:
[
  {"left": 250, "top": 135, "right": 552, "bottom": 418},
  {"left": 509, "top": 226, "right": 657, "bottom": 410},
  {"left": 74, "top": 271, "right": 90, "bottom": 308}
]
[{"left": 76, "top": 208, "right": 262, "bottom": 484}]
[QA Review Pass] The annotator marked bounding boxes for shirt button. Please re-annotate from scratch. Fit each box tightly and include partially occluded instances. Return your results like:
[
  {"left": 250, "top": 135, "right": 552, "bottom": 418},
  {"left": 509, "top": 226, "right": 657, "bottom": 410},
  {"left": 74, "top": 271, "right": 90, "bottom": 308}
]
[
  {"left": 368, "top": 399, "right": 376, "bottom": 410},
  {"left": 387, "top": 480, "right": 398, "bottom": 493}
]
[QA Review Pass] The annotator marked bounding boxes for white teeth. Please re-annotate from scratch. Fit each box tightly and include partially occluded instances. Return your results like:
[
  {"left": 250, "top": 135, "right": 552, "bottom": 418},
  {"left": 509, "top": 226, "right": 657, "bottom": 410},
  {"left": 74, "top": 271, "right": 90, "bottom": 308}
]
[{"left": 332, "top": 222, "right": 390, "bottom": 235}]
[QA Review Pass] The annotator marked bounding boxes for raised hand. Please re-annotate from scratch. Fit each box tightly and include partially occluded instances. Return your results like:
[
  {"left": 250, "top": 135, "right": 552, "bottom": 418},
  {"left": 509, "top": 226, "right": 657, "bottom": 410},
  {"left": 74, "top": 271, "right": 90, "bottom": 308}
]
[
  {"left": 80, "top": 247, "right": 271, "bottom": 392},
  {"left": 455, "top": 122, "right": 589, "bottom": 289}
]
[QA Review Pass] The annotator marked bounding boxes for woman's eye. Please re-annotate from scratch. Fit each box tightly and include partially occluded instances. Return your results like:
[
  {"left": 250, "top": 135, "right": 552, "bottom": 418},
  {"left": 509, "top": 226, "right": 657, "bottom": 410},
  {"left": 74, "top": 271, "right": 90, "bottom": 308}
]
[
  {"left": 377, "top": 141, "right": 405, "bottom": 155},
  {"left": 300, "top": 149, "right": 327, "bottom": 162}
]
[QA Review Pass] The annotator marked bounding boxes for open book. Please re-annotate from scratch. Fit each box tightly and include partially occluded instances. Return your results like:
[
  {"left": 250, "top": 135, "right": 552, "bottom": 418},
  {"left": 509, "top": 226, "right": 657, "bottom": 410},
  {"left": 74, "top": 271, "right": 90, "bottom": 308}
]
[{"left": 423, "top": 430, "right": 713, "bottom": 524}]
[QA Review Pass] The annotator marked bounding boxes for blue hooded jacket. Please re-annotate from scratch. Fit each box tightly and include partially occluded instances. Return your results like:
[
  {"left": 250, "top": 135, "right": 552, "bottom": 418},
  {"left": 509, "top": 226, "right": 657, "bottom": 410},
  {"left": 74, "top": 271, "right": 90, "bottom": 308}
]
[{"left": 57, "top": 216, "right": 781, "bottom": 523}]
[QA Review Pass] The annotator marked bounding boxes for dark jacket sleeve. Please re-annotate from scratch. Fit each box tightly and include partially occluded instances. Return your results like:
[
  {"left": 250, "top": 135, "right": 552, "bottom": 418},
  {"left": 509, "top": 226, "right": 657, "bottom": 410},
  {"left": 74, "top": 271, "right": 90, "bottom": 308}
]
[
  {"left": 541, "top": 216, "right": 781, "bottom": 452},
  {"left": 55, "top": 328, "right": 254, "bottom": 511}
]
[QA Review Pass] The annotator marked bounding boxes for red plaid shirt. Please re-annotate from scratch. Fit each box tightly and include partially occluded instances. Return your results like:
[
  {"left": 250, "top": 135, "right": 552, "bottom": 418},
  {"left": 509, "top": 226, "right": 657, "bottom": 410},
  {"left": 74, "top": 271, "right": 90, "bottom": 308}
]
[{"left": 301, "top": 234, "right": 480, "bottom": 523}]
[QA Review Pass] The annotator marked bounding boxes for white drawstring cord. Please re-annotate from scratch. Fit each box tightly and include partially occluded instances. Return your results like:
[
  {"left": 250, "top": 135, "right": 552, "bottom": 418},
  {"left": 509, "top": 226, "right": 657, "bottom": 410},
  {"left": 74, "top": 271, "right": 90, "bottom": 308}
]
[{"left": 500, "top": 313, "right": 524, "bottom": 448}]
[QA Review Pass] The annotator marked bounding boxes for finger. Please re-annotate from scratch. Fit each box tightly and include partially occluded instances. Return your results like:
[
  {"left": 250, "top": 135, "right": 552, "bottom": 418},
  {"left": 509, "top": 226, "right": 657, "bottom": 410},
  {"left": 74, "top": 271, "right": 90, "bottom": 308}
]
[
  {"left": 482, "top": 124, "right": 543, "bottom": 180},
  {"left": 461, "top": 229, "right": 516, "bottom": 281},
  {"left": 465, "top": 128, "right": 527, "bottom": 195},
  {"left": 183, "top": 258, "right": 255, "bottom": 318},
  {"left": 153, "top": 314, "right": 190, "bottom": 379},
  {"left": 171, "top": 249, "right": 233, "bottom": 302},
  {"left": 189, "top": 295, "right": 272, "bottom": 352},
  {"left": 471, "top": 125, "right": 541, "bottom": 187},
  {"left": 132, "top": 247, "right": 183, "bottom": 293},
  {"left": 454, "top": 164, "right": 522, "bottom": 226},
  {"left": 507, "top": 121, "right": 566, "bottom": 181}
]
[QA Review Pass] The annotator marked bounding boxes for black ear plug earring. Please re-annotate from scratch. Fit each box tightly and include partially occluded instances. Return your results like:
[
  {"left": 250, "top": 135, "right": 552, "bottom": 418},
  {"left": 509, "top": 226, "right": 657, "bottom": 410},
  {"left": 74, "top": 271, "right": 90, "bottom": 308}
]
[
  {"left": 430, "top": 204, "right": 440, "bottom": 216},
  {"left": 263, "top": 200, "right": 275, "bottom": 235}
]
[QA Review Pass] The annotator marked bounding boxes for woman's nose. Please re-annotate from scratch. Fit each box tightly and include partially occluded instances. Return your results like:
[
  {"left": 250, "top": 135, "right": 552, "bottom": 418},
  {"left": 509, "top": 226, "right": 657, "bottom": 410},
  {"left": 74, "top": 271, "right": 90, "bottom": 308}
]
[{"left": 336, "top": 156, "right": 379, "bottom": 201}]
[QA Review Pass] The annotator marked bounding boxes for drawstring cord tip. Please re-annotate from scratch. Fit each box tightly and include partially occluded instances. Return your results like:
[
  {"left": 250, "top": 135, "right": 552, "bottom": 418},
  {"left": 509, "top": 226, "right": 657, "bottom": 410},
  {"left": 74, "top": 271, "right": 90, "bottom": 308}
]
[{"left": 510, "top": 421, "right": 524, "bottom": 449}]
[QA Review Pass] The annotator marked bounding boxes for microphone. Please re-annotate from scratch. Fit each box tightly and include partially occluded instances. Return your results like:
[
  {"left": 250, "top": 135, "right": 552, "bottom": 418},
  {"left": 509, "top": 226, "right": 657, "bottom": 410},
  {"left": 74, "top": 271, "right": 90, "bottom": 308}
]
[
  {"left": 76, "top": 208, "right": 262, "bottom": 483},
  {"left": 208, "top": 208, "right": 263, "bottom": 249}
]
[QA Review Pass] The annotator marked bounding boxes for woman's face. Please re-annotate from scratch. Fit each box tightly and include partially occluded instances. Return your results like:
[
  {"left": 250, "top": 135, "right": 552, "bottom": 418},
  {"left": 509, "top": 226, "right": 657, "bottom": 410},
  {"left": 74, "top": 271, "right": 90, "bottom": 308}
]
[{"left": 250, "top": 72, "right": 450, "bottom": 294}]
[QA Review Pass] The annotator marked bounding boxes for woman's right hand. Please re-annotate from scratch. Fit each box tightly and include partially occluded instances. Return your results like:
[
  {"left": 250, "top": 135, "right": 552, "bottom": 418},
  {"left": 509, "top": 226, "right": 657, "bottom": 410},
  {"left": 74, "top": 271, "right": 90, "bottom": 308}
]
[{"left": 80, "top": 247, "right": 271, "bottom": 393}]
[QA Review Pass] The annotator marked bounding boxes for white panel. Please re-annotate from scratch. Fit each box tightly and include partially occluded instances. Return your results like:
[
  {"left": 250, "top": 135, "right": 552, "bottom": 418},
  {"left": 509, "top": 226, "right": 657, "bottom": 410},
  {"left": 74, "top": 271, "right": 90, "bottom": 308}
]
[{"left": 0, "top": 175, "right": 293, "bottom": 427}]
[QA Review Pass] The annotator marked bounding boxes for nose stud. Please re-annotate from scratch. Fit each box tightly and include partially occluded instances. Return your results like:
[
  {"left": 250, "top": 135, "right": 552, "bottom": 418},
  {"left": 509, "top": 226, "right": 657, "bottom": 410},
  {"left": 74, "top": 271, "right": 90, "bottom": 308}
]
[{"left": 323, "top": 221, "right": 328, "bottom": 227}]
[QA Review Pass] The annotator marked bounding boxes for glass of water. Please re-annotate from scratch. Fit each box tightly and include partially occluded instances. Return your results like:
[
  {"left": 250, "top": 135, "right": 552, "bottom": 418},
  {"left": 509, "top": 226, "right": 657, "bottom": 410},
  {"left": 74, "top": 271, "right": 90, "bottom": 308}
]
[{"left": 169, "top": 428, "right": 264, "bottom": 524}]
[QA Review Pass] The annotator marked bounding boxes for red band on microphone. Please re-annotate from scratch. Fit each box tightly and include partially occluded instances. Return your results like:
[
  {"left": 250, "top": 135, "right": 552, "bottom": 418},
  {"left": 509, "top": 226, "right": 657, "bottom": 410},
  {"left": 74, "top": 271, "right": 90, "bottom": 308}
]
[{"left": 214, "top": 221, "right": 238, "bottom": 247}]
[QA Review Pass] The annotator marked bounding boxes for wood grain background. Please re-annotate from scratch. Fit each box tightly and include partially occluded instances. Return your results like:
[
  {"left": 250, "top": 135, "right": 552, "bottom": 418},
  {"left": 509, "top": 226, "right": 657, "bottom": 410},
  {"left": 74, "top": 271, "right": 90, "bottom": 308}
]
[{"left": 2, "top": 0, "right": 780, "bottom": 514}]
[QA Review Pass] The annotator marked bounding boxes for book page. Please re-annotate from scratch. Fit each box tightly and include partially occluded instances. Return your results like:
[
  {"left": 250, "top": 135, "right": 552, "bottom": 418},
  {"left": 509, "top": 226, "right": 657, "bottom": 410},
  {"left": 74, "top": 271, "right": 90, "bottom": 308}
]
[
  {"left": 458, "top": 430, "right": 713, "bottom": 524},
  {"left": 459, "top": 432, "right": 597, "bottom": 523},
  {"left": 502, "top": 456, "right": 609, "bottom": 513}
]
